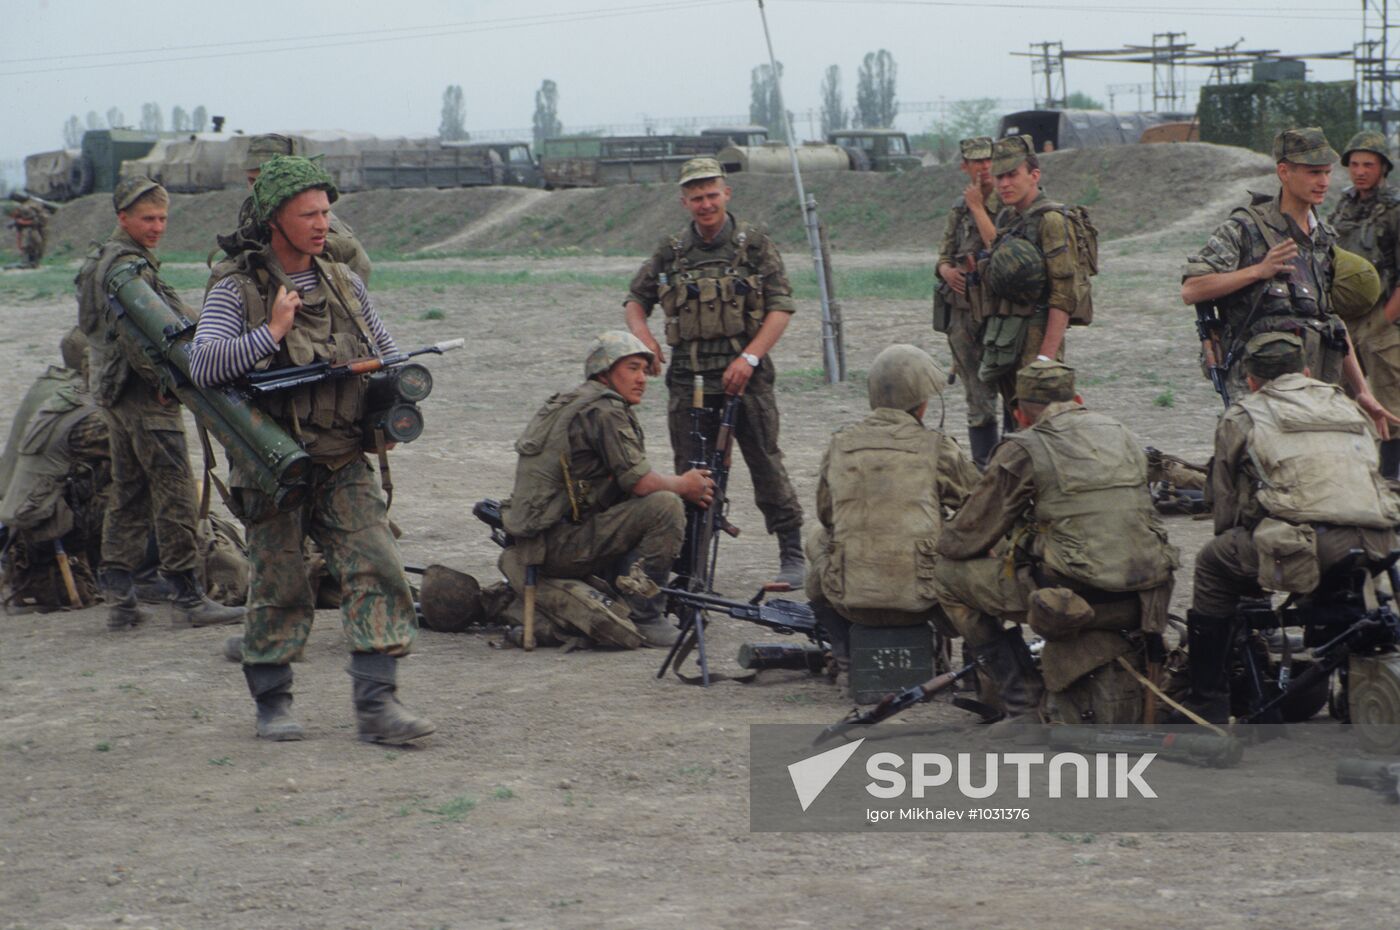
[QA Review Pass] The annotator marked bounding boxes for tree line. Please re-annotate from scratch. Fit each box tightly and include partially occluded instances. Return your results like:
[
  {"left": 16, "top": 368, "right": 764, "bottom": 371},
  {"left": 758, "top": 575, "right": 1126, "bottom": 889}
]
[
  {"left": 61, "top": 104, "right": 210, "bottom": 148},
  {"left": 750, "top": 49, "right": 899, "bottom": 141},
  {"left": 439, "top": 80, "right": 563, "bottom": 149}
]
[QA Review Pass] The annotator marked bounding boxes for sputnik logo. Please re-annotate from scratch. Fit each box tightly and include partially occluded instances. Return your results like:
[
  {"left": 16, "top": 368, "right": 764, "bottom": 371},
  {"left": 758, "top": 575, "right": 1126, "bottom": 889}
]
[{"left": 787, "top": 738, "right": 865, "bottom": 811}]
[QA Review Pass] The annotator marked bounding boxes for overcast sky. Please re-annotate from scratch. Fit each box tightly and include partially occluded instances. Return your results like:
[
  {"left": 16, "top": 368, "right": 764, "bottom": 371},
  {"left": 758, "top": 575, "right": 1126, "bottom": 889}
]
[{"left": 4, "top": 0, "right": 1364, "bottom": 168}]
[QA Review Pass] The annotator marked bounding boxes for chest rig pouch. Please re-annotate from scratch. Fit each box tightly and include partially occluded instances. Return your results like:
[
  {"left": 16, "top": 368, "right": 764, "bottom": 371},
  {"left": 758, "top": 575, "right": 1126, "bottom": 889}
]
[{"left": 657, "top": 226, "right": 764, "bottom": 348}]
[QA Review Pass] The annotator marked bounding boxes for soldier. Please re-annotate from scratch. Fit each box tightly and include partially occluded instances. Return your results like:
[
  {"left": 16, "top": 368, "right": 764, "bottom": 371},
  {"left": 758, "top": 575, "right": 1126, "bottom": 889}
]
[
  {"left": 190, "top": 155, "right": 432, "bottom": 745},
  {"left": 5, "top": 191, "right": 56, "bottom": 269},
  {"left": 933, "top": 361, "right": 1178, "bottom": 729},
  {"left": 1178, "top": 333, "right": 1400, "bottom": 723},
  {"left": 979, "top": 135, "right": 1093, "bottom": 426},
  {"left": 216, "top": 133, "right": 371, "bottom": 284},
  {"left": 75, "top": 177, "right": 244, "bottom": 632},
  {"left": 1327, "top": 130, "right": 1400, "bottom": 477},
  {"left": 804, "top": 344, "right": 980, "bottom": 682},
  {"left": 934, "top": 136, "right": 1002, "bottom": 466},
  {"left": 499, "top": 331, "right": 716, "bottom": 648},
  {"left": 1182, "top": 127, "right": 1396, "bottom": 436},
  {"left": 622, "top": 156, "right": 805, "bottom": 588}
]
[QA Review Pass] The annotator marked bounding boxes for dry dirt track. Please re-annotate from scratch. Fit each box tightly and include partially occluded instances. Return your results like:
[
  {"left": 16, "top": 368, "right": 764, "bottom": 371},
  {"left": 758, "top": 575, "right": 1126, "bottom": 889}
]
[{"left": 3, "top": 161, "right": 1398, "bottom": 930}]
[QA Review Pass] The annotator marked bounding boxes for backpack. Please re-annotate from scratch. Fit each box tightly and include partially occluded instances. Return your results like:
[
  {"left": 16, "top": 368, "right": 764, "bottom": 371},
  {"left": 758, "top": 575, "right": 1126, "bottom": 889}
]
[{"left": 1026, "top": 201, "right": 1099, "bottom": 325}]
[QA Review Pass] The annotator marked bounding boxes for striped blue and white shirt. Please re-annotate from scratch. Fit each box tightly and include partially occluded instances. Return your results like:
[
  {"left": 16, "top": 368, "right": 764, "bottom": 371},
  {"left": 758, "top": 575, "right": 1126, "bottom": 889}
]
[{"left": 190, "top": 267, "right": 397, "bottom": 387}]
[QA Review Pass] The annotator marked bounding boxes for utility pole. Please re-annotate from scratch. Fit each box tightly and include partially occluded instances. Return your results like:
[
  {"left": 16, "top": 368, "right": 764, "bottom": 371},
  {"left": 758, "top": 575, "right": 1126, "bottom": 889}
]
[{"left": 1028, "top": 41, "right": 1067, "bottom": 109}]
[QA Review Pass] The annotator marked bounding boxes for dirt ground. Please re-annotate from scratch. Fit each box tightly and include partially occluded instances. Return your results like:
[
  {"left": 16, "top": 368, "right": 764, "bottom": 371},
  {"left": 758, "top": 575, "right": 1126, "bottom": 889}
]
[{"left": 3, "top": 152, "right": 1397, "bottom": 930}]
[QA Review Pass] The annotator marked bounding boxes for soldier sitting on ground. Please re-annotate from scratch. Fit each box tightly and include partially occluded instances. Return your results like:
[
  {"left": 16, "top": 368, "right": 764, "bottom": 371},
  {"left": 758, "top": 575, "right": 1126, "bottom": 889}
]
[
  {"left": 933, "top": 360, "right": 1178, "bottom": 731},
  {"left": 804, "top": 344, "right": 980, "bottom": 689},
  {"left": 1174, "top": 332, "right": 1400, "bottom": 724},
  {"left": 498, "top": 332, "right": 715, "bottom": 648}
]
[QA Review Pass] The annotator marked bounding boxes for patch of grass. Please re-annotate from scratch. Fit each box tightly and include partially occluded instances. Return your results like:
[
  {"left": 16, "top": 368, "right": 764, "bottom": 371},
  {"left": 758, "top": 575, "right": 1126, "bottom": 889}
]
[
  {"left": 419, "top": 307, "right": 445, "bottom": 320},
  {"left": 492, "top": 786, "right": 515, "bottom": 800},
  {"left": 677, "top": 763, "right": 718, "bottom": 783},
  {"left": 208, "top": 756, "right": 233, "bottom": 767},
  {"left": 782, "top": 693, "right": 815, "bottom": 705},
  {"left": 1051, "top": 832, "right": 1096, "bottom": 844},
  {"left": 548, "top": 899, "right": 584, "bottom": 909},
  {"left": 1079, "top": 178, "right": 1102, "bottom": 207},
  {"left": 367, "top": 266, "right": 631, "bottom": 292},
  {"left": 1153, "top": 388, "right": 1176, "bottom": 408},
  {"left": 1116, "top": 836, "right": 1141, "bottom": 848},
  {"left": 425, "top": 794, "right": 477, "bottom": 823},
  {"left": 95, "top": 741, "right": 111, "bottom": 752}
]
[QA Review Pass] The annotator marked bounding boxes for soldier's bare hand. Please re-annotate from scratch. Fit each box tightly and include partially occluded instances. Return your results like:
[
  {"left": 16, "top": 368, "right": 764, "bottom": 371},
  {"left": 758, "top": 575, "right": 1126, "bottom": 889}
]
[
  {"left": 964, "top": 179, "right": 987, "bottom": 214},
  {"left": 678, "top": 468, "right": 715, "bottom": 508},
  {"left": 648, "top": 345, "right": 666, "bottom": 376},
  {"left": 1357, "top": 391, "right": 1400, "bottom": 440},
  {"left": 939, "top": 263, "right": 968, "bottom": 296},
  {"left": 268, "top": 285, "right": 301, "bottom": 342},
  {"left": 1256, "top": 239, "right": 1299, "bottom": 280},
  {"left": 722, "top": 356, "right": 755, "bottom": 394}
]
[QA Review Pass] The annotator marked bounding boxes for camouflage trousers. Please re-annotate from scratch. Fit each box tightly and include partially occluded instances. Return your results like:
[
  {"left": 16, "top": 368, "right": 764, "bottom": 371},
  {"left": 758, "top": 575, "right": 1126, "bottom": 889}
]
[
  {"left": 1192, "top": 524, "right": 1394, "bottom": 617},
  {"left": 234, "top": 457, "right": 416, "bottom": 665},
  {"left": 1345, "top": 304, "right": 1400, "bottom": 416},
  {"left": 539, "top": 492, "right": 684, "bottom": 583},
  {"left": 100, "top": 390, "right": 199, "bottom": 574},
  {"left": 931, "top": 547, "right": 1030, "bottom": 646},
  {"left": 666, "top": 361, "right": 803, "bottom": 535},
  {"left": 17, "top": 227, "right": 44, "bottom": 266},
  {"left": 946, "top": 308, "right": 998, "bottom": 428}
]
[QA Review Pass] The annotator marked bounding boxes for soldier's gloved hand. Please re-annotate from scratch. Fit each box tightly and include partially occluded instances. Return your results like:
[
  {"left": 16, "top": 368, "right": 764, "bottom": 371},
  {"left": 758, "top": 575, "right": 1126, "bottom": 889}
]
[{"left": 678, "top": 468, "right": 715, "bottom": 508}]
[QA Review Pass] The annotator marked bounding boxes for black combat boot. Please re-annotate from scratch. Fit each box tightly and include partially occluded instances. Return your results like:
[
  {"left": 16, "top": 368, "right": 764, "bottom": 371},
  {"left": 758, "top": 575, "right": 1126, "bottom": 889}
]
[
  {"left": 974, "top": 626, "right": 1046, "bottom": 740},
  {"left": 618, "top": 553, "right": 679, "bottom": 648},
  {"left": 133, "top": 568, "right": 178, "bottom": 605},
  {"left": 810, "top": 601, "right": 851, "bottom": 685},
  {"left": 1163, "top": 609, "right": 1234, "bottom": 725},
  {"left": 1381, "top": 439, "right": 1400, "bottom": 481},
  {"left": 166, "top": 570, "right": 245, "bottom": 627},
  {"left": 967, "top": 423, "right": 999, "bottom": 471},
  {"left": 242, "top": 663, "right": 305, "bottom": 741},
  {"left": 348, "top": 652, "right": 436, "bottom": 745},
  {"left": 772, "top": 527, "right": 806, "bottom": 589},
  {"left": 101, "top": 568, "right": 153, "bottom": 631}
]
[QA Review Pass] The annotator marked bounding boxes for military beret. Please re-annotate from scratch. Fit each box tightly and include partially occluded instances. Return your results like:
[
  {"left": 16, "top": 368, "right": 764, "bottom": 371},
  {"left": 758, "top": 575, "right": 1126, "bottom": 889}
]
[
  {"left": 113, "top": 176, "right": 164, "bottom": 213},
  {"left": 1272, "top": 127, "right": 1338, "bottom": 166},
  {"left": 242, "top": 132, "right": 295, "bottom": 171},
  {"left": 1016, "top": 359, "right": 1076, "bottom": 405},
  {"left": 679, "top": 156, "right": 725, "bottom": 186},
  {"left": 959, "top": 136, "right": 994, "bottom": 161},
  {"left": 991, "top": 134, "right": 1035, "bottom": 175}
]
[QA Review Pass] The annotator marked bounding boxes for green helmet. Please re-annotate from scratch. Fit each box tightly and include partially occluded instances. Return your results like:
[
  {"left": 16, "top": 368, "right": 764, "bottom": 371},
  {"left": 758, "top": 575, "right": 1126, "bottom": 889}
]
[
  {"left": 251, "top": 155, "right": 338, "bottom": 223},
  {"left": 988, "top": 237, "right": 1048, "bottom": 304},
  {"left": 867, "top": 343, "right": 944, "bottom": 411},
  {"left": 1331, "top": 246, "right": 1383, "bottom": 320},
  {"left": 584, "top": 331, "right": 654, "bottom": 379},
  {"left": 1341, "top": 130, "right": 1393, "bottom": 173}
]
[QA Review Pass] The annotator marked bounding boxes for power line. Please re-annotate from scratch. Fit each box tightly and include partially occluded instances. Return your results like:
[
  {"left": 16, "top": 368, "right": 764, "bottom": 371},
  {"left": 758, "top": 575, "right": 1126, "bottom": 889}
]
[{"left": 776, "top": 0, "right": 1360, "bottom": 22}]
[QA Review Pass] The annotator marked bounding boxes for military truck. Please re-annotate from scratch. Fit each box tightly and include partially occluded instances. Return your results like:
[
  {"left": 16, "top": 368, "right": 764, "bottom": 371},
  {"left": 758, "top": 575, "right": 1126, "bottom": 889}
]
[
  {"left": 825, "top": 129, "right": 921, "bottom": 172},
  {"left": 442, "top": 141, "right": 543, "bottom": 188}
]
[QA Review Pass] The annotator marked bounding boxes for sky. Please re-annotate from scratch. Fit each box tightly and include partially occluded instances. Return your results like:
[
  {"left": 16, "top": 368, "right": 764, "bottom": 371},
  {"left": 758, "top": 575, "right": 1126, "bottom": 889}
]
[{"left": 2, "top": 0, "right": 1366, "bottom": 176}]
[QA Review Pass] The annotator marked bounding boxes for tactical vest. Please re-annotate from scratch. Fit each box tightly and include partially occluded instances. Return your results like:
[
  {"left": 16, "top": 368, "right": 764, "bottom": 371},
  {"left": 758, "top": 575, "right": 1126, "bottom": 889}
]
[
  {"left": 1009, "top": 404, "right": 1175, "bottom": 593},
  {"left": 1329, "top": 185, "right": 1400, "bottom": 295},
  {"left": 208, "top": 250, "right": 374, "bottom": 463},
  {"left": 655, "top": 220, "right": 766, "bottom": 348},
  {"left": 1237, "top": 374, "right": 1400, "bottom": 529},
  {"left": 0, "top": 367, "right": 100, "bottom": 536},
  {"left": 1220, "top": 193, "right": 1335, "bottom": 345},
  {"left": 822, "top": 409, "right": 945, "bottom": 614},
  {"left": 501, "top": 381, "right": 624, "bottom": 539}
]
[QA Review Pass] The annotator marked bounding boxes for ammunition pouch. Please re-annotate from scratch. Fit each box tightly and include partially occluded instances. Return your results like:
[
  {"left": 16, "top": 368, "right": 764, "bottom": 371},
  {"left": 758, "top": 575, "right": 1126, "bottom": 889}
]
[
  {"left": 977, "top": 313, "right": 1030, "bottom": 383},
  {"left": 1254, "top": 517, "right": 1320, "bottom": 594},
  {"left": 661, "top": 266, "right": 758, "bottom": 348},
  {"left": 932, "top": 282, "right": 953, "bottom": 334}
]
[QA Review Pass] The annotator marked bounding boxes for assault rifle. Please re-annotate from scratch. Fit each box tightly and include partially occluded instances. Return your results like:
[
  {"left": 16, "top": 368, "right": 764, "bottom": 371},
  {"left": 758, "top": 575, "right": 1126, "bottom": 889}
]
[
  {"left": 245, "top": 339, "right": 463, "bottom": 393},
  {"left": 657, "top": 377, "right": 742, "bottom": 686},
  {"left": 1195, "top": 302, "right": 1231, "bottom": 408}
]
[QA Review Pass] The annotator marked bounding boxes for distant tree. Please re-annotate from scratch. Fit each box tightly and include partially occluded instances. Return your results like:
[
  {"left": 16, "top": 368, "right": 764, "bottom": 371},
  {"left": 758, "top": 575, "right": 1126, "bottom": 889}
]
[
  {"left": 191, "top": 105, "right": 208, "bottom": 132},
  {"left": 84, "top": 111, "right": 102, "bottom": 131},
  {"left": 171, "top": 106, "right": 189, "bottom": 132},
  {"left": 855, "top": 50, "right": 898, "bottom": 128},
  {"left": 820, "top": 65, "right": 847, "bottom": 136},
  {"left": 439, "top": 85, "right": 467, "bottom": 141},
  {"left": 749, "top": 61, "right": 788, "bottom": 141},
  {"left": 1066, "top": 91, "right": 1105, "bottom": 110},
  {"left": 915, "top": 97, "right": 1002, "bottom": 165},
  {"left": 532, "top": 79, "right": 563, "bottom": 148},
  {"left": 106, "top": 107, "right": 125, "bottom": 129},
  {"left": 139, "top": 102, "right": 163, "bottom": 132},
  {"left": 63, "top": 115, "right": 83, "bottom": 148}
]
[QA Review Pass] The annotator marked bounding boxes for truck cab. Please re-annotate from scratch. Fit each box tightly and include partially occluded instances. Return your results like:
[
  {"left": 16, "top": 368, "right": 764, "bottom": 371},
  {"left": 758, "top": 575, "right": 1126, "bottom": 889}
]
[{"left": 825, "top": 129, "right": 921, "bottom": 172}]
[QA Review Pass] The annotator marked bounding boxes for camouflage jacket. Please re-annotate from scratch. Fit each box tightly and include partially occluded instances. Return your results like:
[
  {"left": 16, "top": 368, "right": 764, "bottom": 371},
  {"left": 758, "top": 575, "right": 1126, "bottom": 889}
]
[{"left": 1327, "top": 184, "right": 1400, "bottom": 297}]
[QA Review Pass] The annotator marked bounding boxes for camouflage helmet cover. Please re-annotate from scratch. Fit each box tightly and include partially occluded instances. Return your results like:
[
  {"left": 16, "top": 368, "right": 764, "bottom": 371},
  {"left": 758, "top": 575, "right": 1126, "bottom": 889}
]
[
  {"left": 1016, "top": 359, "right": 1076, "bottom": 405},
  {"left": 112, "top": 176, "right": 164, "bottom": 213},
  {"left": 1331, "top": 246, "right": 1383, "bottom": 320},
  {"left": 585, "top": 330, "right": 655, "bottom": 379},
  {"left": 242, "top": 132, "right": 295, "bottom": 171},
  {"left": 988, "top": 236, "right": 1048, "bottom": 304},
  {"left": 867, "top": 343, "right": 945, "bottom": 411},
  {"left": 251, "top": 155, "right": 338, "bottom": 223},
  {"left": 1341, "top": 130, "right": 1394, "bottom": 172},
  {"left": 419, "top": 565, "right": 484, "bottom": 633}
]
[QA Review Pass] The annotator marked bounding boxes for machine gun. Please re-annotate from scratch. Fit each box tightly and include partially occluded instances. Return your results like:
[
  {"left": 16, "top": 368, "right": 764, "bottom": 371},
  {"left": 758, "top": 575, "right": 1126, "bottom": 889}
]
[
  {"left": 657, "top": 377, "right": 742, "bottom": 686},
  {"left": 247, "top": 339, "right": 464, "bottom": 446},
  {"left": 1195, "top": 302, "right": 1231, "bottom": 408}
]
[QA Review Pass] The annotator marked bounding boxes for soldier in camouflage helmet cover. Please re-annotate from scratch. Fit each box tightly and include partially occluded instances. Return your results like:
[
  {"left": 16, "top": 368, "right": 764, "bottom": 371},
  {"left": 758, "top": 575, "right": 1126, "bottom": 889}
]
[
  {"left": 75, "top": 176, "right": 245, "bottom": 633},
  {"left": 498, "top": 332, "right": 716, "bottom": 647},
  {"left": 1176, "top": 332, "right": 1400, "bottom": 723},
  {"left": 804, "top": 344, "right": 980, "bottom": 688},
  {"left": 190, "top": 155, "right": 432, "bottom": 746},
  {"left": 1328, "top": 130, "right": 1400, "bottom": 476},
  {"left": 935, "top": 136, "right": 1002, "bottom": 466},
  {"left": 1184, "top": 127, "right": 1399, "bottom": 439},
  {"left": 933, "top": 360, "right": 1178, "bottom": 731},
  {"left": 623, "top": 156, "right": 807, "bottom": 590}
]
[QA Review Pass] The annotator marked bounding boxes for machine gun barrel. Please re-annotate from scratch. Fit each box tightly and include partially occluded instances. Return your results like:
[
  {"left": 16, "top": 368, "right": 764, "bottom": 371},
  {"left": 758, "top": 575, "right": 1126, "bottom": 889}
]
[{"left": 657, "top": 585, "right": 821, "bottom": 638}]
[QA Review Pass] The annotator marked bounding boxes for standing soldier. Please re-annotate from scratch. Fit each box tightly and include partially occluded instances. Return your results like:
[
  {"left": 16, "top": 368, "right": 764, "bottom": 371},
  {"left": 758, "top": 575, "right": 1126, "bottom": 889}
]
[
  {"left": 979, "top": 135, "right": 1094, "bottom": 425},
  {"left": 76, "top": 177, "right": 244, "bottom": 632},
  {"left": 623, "top": 156, "right": 805, "bottom": 588},
  {"left": 6, "top": 191, "right": 56, "bottom": 269},
  {"left": 934, "top": 136, "right": 1001, "bottom": 466},
  {"left": 190, "top": 156, "right": 432, "bottom": 745},
  {"left": 1182, "top": 127, "right": 1396, "bottom": 436},
  {"left": 1328, "top": 130, "right": 1400, "bottom": 476}
]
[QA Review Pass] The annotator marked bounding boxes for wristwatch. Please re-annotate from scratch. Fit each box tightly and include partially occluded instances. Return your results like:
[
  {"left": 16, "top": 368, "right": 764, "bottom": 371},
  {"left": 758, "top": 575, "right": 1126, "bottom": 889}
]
[{"left": 741, "top": 352, "right": 761, "bottom": 368}]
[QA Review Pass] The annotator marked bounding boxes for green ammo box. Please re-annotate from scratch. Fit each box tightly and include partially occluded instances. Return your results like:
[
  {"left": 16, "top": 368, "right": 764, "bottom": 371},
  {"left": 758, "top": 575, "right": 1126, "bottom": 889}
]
[{"left": 849, "top": 623, "right": 935, "bottom": 705}]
